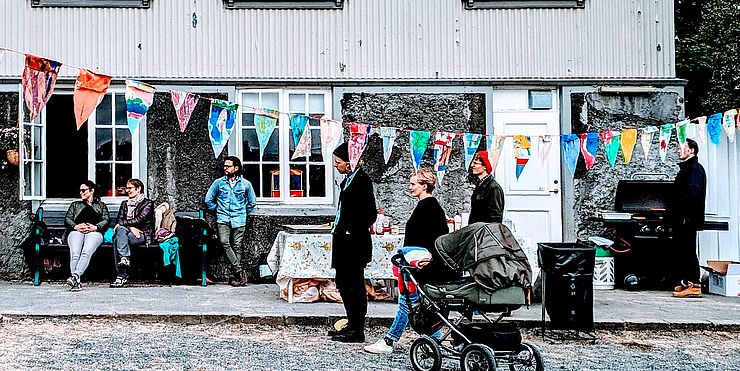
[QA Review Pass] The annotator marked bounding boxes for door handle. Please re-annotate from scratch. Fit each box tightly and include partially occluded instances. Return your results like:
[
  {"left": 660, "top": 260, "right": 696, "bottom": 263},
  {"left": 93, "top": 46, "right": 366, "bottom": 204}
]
[{"left": 549, "top": 189, "right": 559, "bottom": 194}]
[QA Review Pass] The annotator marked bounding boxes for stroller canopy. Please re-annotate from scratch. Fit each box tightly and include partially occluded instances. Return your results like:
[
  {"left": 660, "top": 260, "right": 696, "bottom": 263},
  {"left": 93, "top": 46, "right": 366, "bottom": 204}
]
[{"left": 434, "top": 222, "right": 532, "bottom": 291}]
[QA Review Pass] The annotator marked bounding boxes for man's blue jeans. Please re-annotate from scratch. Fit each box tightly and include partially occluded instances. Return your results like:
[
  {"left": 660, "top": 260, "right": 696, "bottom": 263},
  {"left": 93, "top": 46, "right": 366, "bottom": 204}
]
[{"left": 386, "top": 291, "right": 441, "bottom": 342}]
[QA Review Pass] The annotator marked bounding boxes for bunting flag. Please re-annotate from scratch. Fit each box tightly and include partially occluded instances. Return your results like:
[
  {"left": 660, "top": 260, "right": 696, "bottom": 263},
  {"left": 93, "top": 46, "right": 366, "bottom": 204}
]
[
  {"left": 640, "top": 126, "right": 658, "bottom": 161},
  {"left": 675, "top": 119, "right": 689, "bottom": 149},
  {"left": 433, "top": 132, "right": 455, "bottom": 184},
  {"left": 125, "top": 80, "right": 155, "bottom": 134},
  {"left": 290, "top": 114, "right": 309, "bottom": 147},
  {"left": 379, "top": 127, "right": 398, "bottom": 164},
  {"left": 696, "top": 116, "right": 708, "bottom": 144},
  {"left": 409, "top": 130, "right": 430, "bottom": 171},
  {"left": 463, "top": 133, "right": 483, "bottom": 169},
  {"left": 207, "top": 100, "right": 238, "bottom": 157},
  {"left": 707, "top": 113, "right": 722, "bottom": 146},
  {"left": 254, "top": 108, "right": 279, "bottom": 158},
  {"left": 659, "top": 123, "right": 673, "bottom": 162},
  {"left": 579, "top": 132, "right": 598, "bottom": 169},
  {"left": 620, "top": 129, "right": 637, "bottom": 164},
  {"left": 320, "top": 118, "right": 343, "bottom": 159},
  {"left": 348, "top": 123, "right": 369, "bottom": 170},
  {"left": 22, "top": 54, "right": 62, "bottom": 121},
  {"left": 170, "top": 90, "right": 199, "bottom": 133},
  {"left": 73, "top": 69, "right": 112, "bottom": 129},
  {"left": 538, "top": 135, "right": 553, "bottom": 167},
  {"left": 722, "top": 109, "right": 737, "bottom": 143},
  {"left": 291, "top": 114, "right": 312, "bottom": 160},
  {"left": 513, "top": 135, "right": 531, "bottom": 180},
  {"left": 600, "top": 131, "right": 621, "bottom": 167},
  {"left": 487, "top": 135, "right": 506, "bottom": 173},
  {"left": 561, "top": 134, "right": 580, "bottom": 178},
  {"left": 368, "top": 126, "right": 380, "bottom": 137}
]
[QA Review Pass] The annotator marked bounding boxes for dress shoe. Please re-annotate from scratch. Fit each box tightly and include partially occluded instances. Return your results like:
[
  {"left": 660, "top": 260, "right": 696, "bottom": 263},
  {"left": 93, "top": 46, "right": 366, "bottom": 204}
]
[
  {"left": 672, "top": 282, "right": 702, "bottom": 298},
  {"left": 327, "top": 327, "right": 349, "bottom": 337},
  {"left": 331, "top": 330, "right": 365, "bottom": 343}
]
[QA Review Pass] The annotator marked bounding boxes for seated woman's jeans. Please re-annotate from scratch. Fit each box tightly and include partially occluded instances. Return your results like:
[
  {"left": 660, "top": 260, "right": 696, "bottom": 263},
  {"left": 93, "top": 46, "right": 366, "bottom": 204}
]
[{"left": 386, "top": 291, "right": 441, "bottom": 342}]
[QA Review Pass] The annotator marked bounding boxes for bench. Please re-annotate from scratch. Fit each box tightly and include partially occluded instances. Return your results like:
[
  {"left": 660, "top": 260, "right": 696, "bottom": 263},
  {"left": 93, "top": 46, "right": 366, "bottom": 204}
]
[{"left": 30, "top": 207, "right": 211, "bottom": 287}]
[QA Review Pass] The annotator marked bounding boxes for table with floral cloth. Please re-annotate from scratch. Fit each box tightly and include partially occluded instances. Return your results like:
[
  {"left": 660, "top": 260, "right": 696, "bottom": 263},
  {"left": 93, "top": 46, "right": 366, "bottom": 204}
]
[{"left": 267, "top": 230, "right": 403, "bottom": 303}]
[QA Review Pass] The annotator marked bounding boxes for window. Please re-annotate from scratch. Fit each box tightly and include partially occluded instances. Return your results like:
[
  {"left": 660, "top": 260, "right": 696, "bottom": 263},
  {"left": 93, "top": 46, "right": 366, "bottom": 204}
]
[
  {"left": 19, "top": 89, "right": 141, "bottom": 201},
  {"left": 31, "top": 0, "right": 151, "bottom": 7},
  {"left": 462, "top": 0, "right": 585, "bottom": 9},
  {"left": 237, "top": 89, "right": 332, "bottom": 205},
  {"left": 224, "top": 0, "right": 344, "bottom": 10}
]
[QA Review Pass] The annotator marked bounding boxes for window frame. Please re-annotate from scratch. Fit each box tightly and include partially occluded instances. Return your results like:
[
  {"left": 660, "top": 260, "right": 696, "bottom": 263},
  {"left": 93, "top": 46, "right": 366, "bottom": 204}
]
[
  {"left": 18, "top": 88, "right": 46, "bottom": 201},
  {"left": 18, "top": 86, "right": 142, "bottom": 204},
  {"left": 223, "top": 0, "right": 344, "bottom": 10},
  {"left": 236, "top": 88, "right": 334, "bottom": 206},
  {"left": 30, "top": 0, "right": 151, "bottom": 8},
  {"left": 462, "top": 0, "right": 585, "bottom": 9}
]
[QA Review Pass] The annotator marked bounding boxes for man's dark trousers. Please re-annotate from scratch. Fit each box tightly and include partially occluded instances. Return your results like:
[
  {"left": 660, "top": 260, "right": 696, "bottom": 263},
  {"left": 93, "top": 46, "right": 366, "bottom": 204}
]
[{"left": 335, "top": 266, "right": 367, "bottom": 332}]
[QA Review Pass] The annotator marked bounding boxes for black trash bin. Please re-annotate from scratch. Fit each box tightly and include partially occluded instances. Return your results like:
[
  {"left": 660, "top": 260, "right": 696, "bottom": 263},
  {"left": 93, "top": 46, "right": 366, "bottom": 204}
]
[{"left": 538, "top": 242, "right": 595, "bottom": 332}]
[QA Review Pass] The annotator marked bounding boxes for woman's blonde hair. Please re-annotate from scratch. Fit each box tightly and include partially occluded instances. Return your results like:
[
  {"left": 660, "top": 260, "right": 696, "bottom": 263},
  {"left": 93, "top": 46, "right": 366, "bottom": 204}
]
[{"left": 410, "top": 168, "right": 437, "bottom": 193}]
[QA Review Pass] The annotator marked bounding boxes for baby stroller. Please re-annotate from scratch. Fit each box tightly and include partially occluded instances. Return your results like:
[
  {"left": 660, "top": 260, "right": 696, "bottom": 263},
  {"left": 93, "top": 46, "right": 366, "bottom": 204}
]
[{"left": 393, "top": 222, "right": 544, "bottom": 371}]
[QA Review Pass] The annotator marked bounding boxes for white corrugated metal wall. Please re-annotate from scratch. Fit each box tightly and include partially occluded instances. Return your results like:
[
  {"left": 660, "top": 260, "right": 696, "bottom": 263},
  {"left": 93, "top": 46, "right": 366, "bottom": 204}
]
[{"left": 0, "top": 0, "right": 675, "bottom": 81}]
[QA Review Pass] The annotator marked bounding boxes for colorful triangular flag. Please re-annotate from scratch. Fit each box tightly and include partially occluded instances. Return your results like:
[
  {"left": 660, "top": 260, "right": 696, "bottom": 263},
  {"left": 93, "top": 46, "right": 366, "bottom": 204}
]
[
  {"left": 125, "top": 80, "right": 155, "bottom": 134},
  {"left": 579, "top": 132, "right": 598, "bottom": 169},
  {"left": 291, "top": 118, "right": 312, "bottom": 160},
  {"left": 722, "top": 109, "right": 737, "bottom": 143},
  {"left": 561, "top": 134, "right": 580, "bottom": 178},
  {"left": 320, "top": 118, "right": 343, "bottom": 159},
  {"left": 22, "top": 54, "right": 62, "bottom": 122},
  {"left": 348, "top": 123, "right": 369, "bottom": 170},
  {"left": 620, "top": 129, "right": 637, "bottom": 164},
  {"left": 707, "top": 113, "right": 722, "bottom": 146},
  {"left": 486, "top": 135, "right": 506, "bottom": 173},
  {"left": 513, "top": 135, "right": 531, "bottom": 180},
  {"left": 170, "top": 90, "right": 199, "bottom": 133},
  {"left": 463, "top": 133, "right": 483, "bottom": 170},
  {"left": 433, "top": 132, "right": 455, "bottom": 184},
  {"left": 207, "top": 99, "right": 238, "bottom": 157},
  {"left": 409, "top": 130, "right": 430, "bottom": 171},
  {"left": 290, "top": 114, "right": 309, "bottom": 147},
  {"left": 675, "top": 119, "right": 689, "bottom": 149},
  {"left": 600, "top": 131, "right": 621, "bottom": 167},
  {"left": 640, "top": 126, "right": 658, "bottom": 161},
  {"left": 658, "top": 123, "right": 673, "bottom": 163},
  {"left": 538, "top": 135, "right": 553, "bottom": 167},
  {"left": 73, "top": 69, "right": 111, "bottom": 129},
  {"left": 254, "top": 108, "right": 279, "bottom": 158},
  {"left": 379, "top": 127, "right": 398, "bottom": 164}
]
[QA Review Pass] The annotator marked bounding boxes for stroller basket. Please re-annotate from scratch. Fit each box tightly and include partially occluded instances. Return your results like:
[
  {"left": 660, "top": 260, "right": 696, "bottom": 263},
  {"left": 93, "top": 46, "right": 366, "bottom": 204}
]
[
  {"left": 451, "top": 322, "right": 522, "bottom": 351},
  {"left": 409, "top": 295, "right": 448, "bottom": 336}
]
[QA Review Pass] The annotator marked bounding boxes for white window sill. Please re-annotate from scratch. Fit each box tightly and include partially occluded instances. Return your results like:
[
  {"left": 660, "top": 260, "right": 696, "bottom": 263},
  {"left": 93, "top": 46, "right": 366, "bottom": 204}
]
[{"left": 250, "top": 204, "right": 336, "bottom": 217}]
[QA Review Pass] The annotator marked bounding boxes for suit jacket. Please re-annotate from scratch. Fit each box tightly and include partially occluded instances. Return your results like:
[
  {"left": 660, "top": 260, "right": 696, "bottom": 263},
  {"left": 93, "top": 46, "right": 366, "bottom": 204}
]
[
  {"left": 331, "top": 169, "right": 377, "bottom": 269},
  {"left": 117, "top": 198, "right": 155, "bottom": 244}
]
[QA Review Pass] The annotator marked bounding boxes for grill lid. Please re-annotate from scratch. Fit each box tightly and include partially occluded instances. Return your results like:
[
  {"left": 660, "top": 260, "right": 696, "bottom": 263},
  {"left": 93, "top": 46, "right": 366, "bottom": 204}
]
[{"left": 614, "top": 180, "right": 673, "bottom": 213}]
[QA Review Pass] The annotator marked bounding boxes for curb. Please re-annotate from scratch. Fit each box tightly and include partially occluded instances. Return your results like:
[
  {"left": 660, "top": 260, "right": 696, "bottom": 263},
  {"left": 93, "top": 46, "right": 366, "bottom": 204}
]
[{"left": 3, "top": 314, "right": 740, "bottom": 332}]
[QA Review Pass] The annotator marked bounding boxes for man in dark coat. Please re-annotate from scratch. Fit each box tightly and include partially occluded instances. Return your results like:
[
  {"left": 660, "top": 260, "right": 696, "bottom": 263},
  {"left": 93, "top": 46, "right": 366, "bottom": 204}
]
[
  {"left": 329, "top": 142, "right": 377, "bottom": 343},
  {"left": 668, "top": 138, "right": 706, "bottom": 298},
  {"left": 468, "top": 150, "right": 505, "bottom": 224}
]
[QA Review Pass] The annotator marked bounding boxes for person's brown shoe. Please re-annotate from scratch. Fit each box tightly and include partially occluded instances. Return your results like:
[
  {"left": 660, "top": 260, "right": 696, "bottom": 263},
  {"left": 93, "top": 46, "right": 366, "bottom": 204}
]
[
  {"left": 673, "top": 280, "right": 689, "bottom": 292},
  {"left": 672, "top": 282, "right": 702, "bottom": 298},
  {"left": 238, "top": 271, "right": 248, "bottom": 286},
  {"left": 229, "top": 272, "right": 241, "bottom": 287}
]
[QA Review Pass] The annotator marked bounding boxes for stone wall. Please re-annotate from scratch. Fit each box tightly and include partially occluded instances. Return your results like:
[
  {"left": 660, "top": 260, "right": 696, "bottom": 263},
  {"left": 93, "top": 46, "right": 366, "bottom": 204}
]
[{"left": 569, "top": 91, "right": 684, "bottom": 241}]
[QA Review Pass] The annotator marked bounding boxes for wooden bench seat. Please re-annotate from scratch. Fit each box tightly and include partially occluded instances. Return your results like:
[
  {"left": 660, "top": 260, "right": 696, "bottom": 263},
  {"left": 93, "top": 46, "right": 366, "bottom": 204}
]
[{"left": 31, "top": 207, "right": 210, "bottom": 286}]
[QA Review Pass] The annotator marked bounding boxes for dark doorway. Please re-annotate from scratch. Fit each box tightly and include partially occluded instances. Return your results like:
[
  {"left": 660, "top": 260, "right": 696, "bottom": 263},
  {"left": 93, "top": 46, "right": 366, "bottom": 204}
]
[{"left": 45, "top": 94, "right": 88, "bottom": 198}]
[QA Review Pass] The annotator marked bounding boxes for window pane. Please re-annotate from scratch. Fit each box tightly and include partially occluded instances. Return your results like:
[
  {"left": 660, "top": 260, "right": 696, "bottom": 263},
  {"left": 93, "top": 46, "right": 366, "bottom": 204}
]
[
  {"left": 33, "top": 126, "right": 42, "bottom": 160},
  {"left": 262, "top": 93, "right": 279, "bottom": 110},
  {"left": 309, "top": 94, "right": 324, "bottom": 113},
  {"left": 289, "top": 164, "right": 306, "bottom": 198},
  {"left": 22, "top": 103, "right": 30, "bottom": 122},
  {"left": 263, "top": 163, "right": 280, "bottom": 198},
  {"left": 243, "top": 93, "right": 259, "bottom": 109},
  {"left": 242, "top": 112, "right": 255, "bottom": 128},
  {"left": 96, "top": 163, "right": 113, "bottom": 197},
  {"left": 289, "top": 94, "right": 306, "bottom": 113},
  {"left": 308, "top": 164, "right": 326, "bottom": 197},
  {"left": 33, "top": 163, "right": 42, "bottom": 196},
  {"left": 262, "top": 130, "right": 279, "bottom": 161},
  {"left": 115, "top": 129, "right": 132, "bottom": 161},
  {"left": 96, "top": 129, "right": 113, "bottom": 160},
  {"left": 96, "top": 95, "right": 112, "bottom": 126},
  {"left": 115, "top": 94, "right": 127, "bottom": 127},
  {"left": 22, "top": 124, "right": 32, "bottom": 159},
  {"left": 24, "top": 162, "right": 31, "bottom": 196},
  {"left": 309, "top": 128, "right": 323, "bottom": 162},
  {"left": 243, "top": 164, "right": 260, "bottom": 197},
  {"left": 242, "top": 128, "right": 260, "bottom": 162},
  {"left": 115, "top": 164, "right": 132, "bottom": 197}
]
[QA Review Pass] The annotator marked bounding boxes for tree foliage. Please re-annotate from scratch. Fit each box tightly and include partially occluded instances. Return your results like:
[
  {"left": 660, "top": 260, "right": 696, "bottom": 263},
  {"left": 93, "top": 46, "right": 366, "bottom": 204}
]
[{"left": 676, "top": 0, "right": 740, "bottom": 117}]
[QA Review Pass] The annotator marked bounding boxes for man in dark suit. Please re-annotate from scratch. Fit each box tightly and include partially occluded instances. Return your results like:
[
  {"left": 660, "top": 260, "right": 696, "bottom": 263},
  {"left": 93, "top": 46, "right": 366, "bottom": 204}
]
[
  {"left": 329, "top": 142, "right": 377, "bottom": 343},
  {"left": 669, "top": 138, "right": 706, "bottom": 298}
]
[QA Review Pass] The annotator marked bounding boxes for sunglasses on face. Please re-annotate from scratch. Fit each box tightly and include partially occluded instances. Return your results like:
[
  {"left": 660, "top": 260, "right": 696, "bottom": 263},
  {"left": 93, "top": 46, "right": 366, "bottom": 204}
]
[{"left": 79, "top": 188, "right": 89, "bottom": 193}]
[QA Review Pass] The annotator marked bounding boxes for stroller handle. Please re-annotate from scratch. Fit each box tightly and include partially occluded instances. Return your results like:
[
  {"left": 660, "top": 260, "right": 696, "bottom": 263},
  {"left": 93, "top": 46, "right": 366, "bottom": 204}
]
[{"left": 391, "top": 253, "right": 407, "bottom": 268}]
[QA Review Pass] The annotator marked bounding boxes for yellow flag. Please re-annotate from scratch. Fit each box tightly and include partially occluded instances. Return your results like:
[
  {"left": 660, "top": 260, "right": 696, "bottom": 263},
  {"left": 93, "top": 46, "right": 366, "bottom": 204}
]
[{"left": 621, "top": 129, "right": 638, "bottom": 164}]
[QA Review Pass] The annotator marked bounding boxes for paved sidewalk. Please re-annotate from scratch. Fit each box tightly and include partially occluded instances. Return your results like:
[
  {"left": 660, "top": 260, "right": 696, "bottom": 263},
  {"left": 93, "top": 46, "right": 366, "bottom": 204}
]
[{"left": 1, "top": 282, "right": 739, "bottom": 330}]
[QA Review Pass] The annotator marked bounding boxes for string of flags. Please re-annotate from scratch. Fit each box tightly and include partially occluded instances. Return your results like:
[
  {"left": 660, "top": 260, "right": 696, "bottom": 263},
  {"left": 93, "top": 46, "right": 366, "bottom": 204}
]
[{"left": 5, "top": 48, "right": 740, "bottom": 185}]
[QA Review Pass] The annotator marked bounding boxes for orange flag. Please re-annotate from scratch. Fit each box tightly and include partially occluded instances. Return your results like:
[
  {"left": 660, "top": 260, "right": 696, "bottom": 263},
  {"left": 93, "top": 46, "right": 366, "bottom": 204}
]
[{"left": 73, "top": 69, "right": 112, "bottom": 129}]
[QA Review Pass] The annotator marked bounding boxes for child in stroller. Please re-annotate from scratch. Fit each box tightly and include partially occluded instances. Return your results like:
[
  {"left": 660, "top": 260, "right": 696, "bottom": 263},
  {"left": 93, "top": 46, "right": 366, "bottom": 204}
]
[{"left": 394, "top": 222, "right": 544, "bottom": 371}]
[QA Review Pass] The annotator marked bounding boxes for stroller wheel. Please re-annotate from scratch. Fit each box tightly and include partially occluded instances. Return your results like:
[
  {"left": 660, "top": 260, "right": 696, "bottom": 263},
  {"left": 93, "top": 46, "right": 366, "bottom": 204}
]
[
  {"left": 507, "top": 342, "right": 544, "bottom": 371},
  {"left": 460, "top": 343, "right": 496, "bottom": 371},
  {"left": 409, "top": 335, "right": 442, "bottom": 371}
]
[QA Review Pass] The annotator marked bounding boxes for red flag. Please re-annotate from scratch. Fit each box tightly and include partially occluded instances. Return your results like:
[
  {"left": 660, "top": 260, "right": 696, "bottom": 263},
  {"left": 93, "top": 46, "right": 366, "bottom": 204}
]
[
  {"left": 22, "top": 54, "right": 62, "bottom": 121},
  {"left": 73, "top": 69, "right": 112, "bottom": 129}
]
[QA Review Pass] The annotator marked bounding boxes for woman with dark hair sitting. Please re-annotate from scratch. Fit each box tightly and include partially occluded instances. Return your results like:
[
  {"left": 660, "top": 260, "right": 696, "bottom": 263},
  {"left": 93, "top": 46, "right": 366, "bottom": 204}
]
[
  {"left": 111, "top": 178, "right": 154, "bottom": 288},
  {"left": 64, "top": 180, "right": 110, "bottom": 292}
]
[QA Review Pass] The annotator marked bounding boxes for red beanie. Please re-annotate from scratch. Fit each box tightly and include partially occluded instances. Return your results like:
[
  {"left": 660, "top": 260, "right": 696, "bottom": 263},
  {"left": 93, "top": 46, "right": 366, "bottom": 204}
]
[{"left": 476, "top": 150, "right": 493, "bottom": 174}]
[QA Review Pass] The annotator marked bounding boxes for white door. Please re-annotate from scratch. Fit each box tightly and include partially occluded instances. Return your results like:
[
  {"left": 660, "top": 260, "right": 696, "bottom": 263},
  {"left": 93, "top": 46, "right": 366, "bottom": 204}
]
[{"left": 492, "top": 89, "right": 563, "bottom": 247}]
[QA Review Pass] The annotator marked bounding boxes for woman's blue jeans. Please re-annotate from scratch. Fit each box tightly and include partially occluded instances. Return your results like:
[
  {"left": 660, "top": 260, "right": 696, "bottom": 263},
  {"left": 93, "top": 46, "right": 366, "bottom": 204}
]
[{"left": 386, "top": 291, "right": 441, "bottom": 342}]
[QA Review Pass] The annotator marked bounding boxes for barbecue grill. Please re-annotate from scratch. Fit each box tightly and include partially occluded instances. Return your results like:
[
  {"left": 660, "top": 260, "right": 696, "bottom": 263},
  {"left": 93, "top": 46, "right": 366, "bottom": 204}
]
[{"left": 597, "top": 173, "right": 729, "bottom": 289}]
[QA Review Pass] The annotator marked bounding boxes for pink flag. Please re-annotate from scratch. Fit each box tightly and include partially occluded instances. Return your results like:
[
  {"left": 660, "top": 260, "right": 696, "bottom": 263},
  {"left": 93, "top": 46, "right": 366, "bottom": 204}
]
[
  {"left": 320, "top": 119, "right": 343, "bottom": 159},
  {"left": 433, "top": 132, "right": 455, "bottom": 185},
  {"left": 348, "top": 123, "right": 369, "bottom": 170},
  {"left": 170, "top": 90, "right": 199, "bottom": 132},
  {"left": 22, "top": 54, "right": 62, "bottom": 121},
  {"left": 579, "top": 132, "right": 598, "bottom": 169},
  {"left": 538, "top": 135, "right": 553, "bottom": 166}
]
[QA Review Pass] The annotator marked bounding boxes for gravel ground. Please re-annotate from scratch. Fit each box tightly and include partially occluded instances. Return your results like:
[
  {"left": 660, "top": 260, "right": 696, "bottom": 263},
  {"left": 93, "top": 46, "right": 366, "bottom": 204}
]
[{"left": 0, "top": 318, "right": 738, "bottom": 371}]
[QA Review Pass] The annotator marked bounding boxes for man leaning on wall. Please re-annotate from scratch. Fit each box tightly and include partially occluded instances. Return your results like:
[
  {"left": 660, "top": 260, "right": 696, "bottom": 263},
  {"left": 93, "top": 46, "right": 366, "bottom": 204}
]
[{"left": 205, "top": 156, "right": 257, "bottom": 286}]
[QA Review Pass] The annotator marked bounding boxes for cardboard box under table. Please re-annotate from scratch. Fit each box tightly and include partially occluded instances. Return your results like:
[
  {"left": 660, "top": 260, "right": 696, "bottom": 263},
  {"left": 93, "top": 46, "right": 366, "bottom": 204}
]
[
  {"left": 268, "top": 225, "right": 401, "bottom": 303},
  {"left": 703, "top": 260, "right": 740, "bottom": 297}
]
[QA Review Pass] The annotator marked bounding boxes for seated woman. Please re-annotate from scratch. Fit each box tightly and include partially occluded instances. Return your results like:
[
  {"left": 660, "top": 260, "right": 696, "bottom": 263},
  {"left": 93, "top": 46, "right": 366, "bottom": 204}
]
[
  {"left": 111, "top": 178, "right": 154, "bottom": 288},
  {"left": 364, "top": 168, "right": 456, "bottom": 354},
  {"left": 64, "top": 180, "right": 110, "bottom": 292}
]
